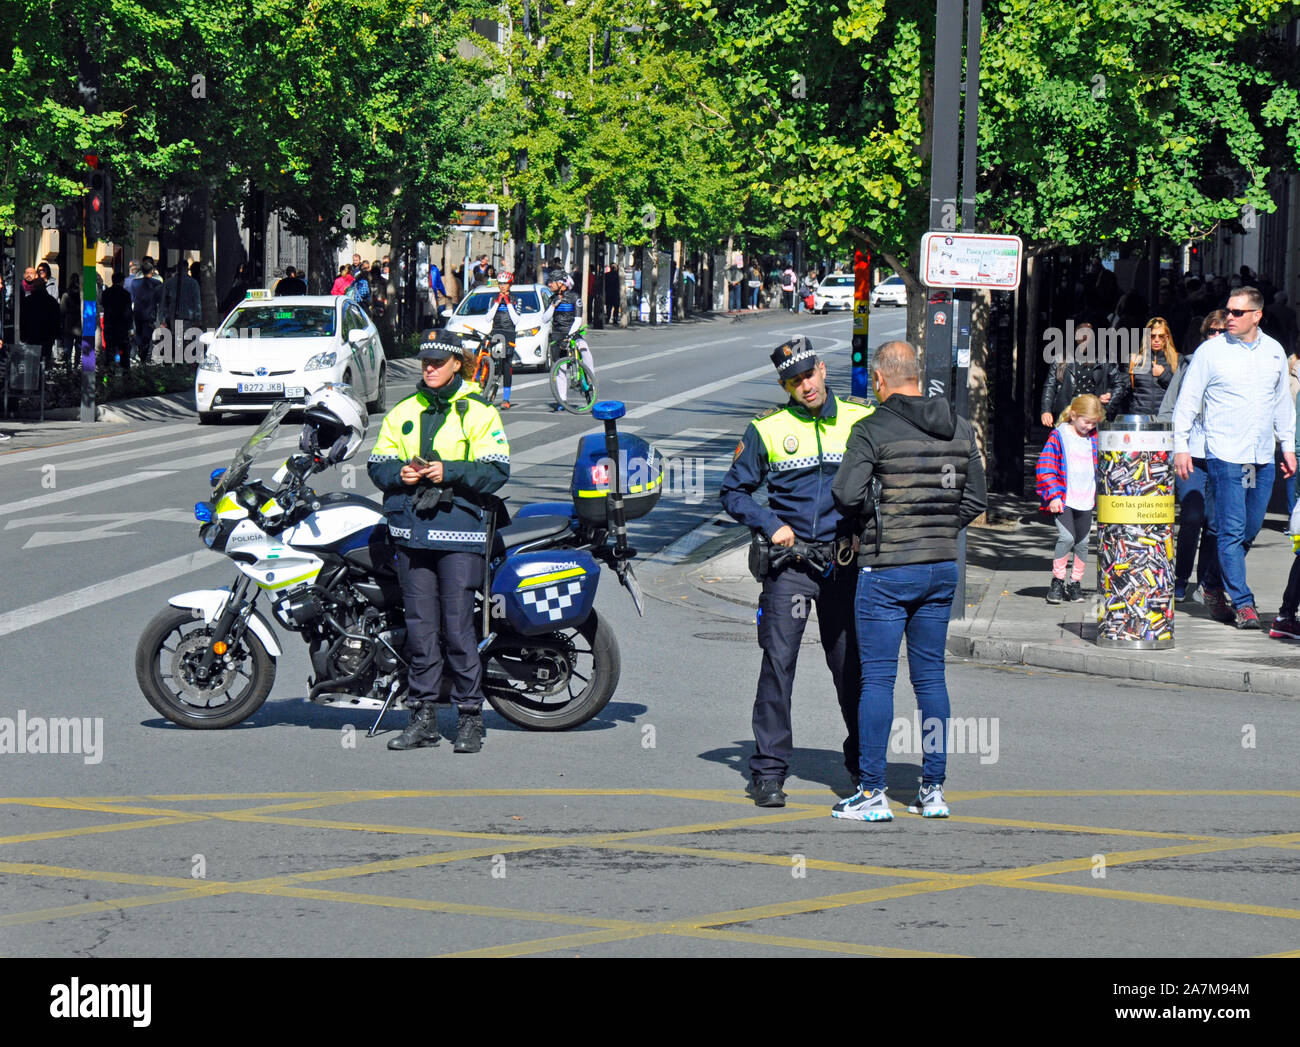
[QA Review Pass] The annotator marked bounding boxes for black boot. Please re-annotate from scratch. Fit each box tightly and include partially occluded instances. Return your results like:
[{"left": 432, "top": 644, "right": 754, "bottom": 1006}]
[
  {"left": 453, "top": 709, "right": 484, "bottom": 754},
  {"left": 388, "top": 702, "right": 440, "bottom": 750}
]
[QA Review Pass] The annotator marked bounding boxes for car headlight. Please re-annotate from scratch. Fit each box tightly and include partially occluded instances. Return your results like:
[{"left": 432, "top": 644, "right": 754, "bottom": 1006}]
[
  {"left": 201, "top": 352, "right": 223, "bottom": 372},
  {"left": 518, "top": 326, "right": 541, "bottom": 337},
  {"left": 304, "top": 352, "right": 337, "bottom": 370}
]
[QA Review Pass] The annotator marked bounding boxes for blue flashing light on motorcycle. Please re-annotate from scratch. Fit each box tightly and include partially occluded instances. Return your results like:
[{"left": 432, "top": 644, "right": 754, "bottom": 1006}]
[
  {"left": 194, "top": 502, "right": 213, "bottom": 522},
  {"left": 591, "top": 400, "right": 625, "bottom": 421}
]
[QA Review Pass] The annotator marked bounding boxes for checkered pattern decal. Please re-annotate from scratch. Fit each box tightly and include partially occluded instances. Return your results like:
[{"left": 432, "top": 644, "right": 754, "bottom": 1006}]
[{"left": 520, "top": 580, "right": 585, "bottom": 622}]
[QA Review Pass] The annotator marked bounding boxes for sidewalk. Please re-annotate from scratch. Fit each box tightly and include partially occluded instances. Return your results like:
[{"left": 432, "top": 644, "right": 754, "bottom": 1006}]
[{"left": 646, "top": 503, "right": 1300, "bottom": 699}]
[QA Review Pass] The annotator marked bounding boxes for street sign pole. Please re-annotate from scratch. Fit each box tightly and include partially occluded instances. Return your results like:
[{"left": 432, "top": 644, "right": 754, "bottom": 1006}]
[
  {"left": 953, "top": 0, "right": 981, "bottom": 618},
  {"left": 923, "top": 0, "right": 962, "bottom": 406}
]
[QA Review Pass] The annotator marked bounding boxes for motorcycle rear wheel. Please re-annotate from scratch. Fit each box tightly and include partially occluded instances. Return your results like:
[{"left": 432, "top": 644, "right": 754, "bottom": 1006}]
[
  {"left": 484, "top": 611, "right": 620, "bottom": 730},
  {"left": 135, "top": 607, "right": 276, "bottom": 729}
]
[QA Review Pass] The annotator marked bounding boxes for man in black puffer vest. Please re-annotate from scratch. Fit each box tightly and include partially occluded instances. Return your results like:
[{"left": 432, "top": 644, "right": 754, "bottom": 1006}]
[{"left": 831, "top": 340, "right": 987, "bottom": 825}]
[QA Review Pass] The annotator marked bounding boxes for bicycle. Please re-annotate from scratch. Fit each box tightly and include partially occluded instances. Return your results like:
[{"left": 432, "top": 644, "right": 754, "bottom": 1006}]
[
  {"left": 548, "top": 336, "right": 598, "bottom": 415},
  {"left": 462, "top": 333, "right": 503, "bottom": 404}
]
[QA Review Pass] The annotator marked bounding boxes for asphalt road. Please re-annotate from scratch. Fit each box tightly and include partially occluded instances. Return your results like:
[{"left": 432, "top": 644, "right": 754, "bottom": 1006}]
[{"left": 1, "top": 305, "right": 1297, "bottom": 962}]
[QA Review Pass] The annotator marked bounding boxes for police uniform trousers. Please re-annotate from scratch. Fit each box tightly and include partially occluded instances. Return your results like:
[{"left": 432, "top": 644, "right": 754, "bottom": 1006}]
[
  {"left": 395, "top": 547, "right": 485, "bottom": 713},
  {"left": 751, "top": 560, "right": 860, "bottom": 782}
]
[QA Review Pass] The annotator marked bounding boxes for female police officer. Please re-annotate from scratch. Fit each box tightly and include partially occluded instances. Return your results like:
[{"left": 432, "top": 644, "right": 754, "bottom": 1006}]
[{"left": 367, "top": 329, "right": 510, "bottom": 753}]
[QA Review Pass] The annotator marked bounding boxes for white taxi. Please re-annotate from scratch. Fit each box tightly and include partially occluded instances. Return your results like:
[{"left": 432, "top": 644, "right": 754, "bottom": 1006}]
[
  {"left": 195, "top": 292, "right": 387, "bottom": 424},
  {"left": 812, "top": 273, "right": 856, "bottom": 313},
  {"left": 441, "top": 284, "right": 553, "bottom": 370}
]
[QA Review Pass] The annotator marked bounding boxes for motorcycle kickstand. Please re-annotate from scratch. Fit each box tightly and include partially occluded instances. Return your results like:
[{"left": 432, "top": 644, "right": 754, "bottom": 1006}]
[{"left": 367, "top": 679, "right": 405, "bottom": 739}]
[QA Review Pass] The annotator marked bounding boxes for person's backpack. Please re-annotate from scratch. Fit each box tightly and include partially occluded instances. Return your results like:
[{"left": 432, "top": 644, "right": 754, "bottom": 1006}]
[{"left": 348, "top": 276, "right": 370, "bottom": 304}]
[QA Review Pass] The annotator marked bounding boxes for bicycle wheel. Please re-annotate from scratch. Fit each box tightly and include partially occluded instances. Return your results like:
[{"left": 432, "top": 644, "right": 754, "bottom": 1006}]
[
  {"left": 473, "top": 355, "right": 496, "bottom": 401},
  {"left": 549, "top": 357, "right": 598, "bottom": 414}
]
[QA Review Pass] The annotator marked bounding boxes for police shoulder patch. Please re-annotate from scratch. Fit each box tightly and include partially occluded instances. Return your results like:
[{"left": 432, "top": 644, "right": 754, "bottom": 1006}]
[
  {"left": 842, "top": 395, "right": 872, "bottom": 407},
  {"left": 755, "top": 405, "right": 783, "bottom": 420},
  {"left": 733, "top": 439, "right": 745, "bottom": 460},
  {"left": 401, "top": 420, "right": 414, "bottom": 435}
]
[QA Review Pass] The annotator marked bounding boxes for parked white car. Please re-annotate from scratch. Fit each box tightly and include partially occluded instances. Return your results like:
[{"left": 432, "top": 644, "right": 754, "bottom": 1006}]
[
  {"left": 442, "top": 284, "right": 553, "bottom": 370},
  {"left": 869, "top": 274, "right": 908, "bottom": 308},
  {"left": 195, "top": 293, "right": 387, "bottom": 424},
  {"left": 812, "top": 273, "right": 855, "bottom": 313}
]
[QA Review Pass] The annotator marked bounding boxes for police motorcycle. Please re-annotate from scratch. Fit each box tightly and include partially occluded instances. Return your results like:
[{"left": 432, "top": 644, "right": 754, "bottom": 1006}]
[{"left": 135, "top": 386, "right": 660, "bottom": 734}]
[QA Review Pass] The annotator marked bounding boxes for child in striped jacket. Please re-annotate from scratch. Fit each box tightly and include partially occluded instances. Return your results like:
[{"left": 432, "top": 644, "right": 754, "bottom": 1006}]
[{"left": 1036, "top": 394, "right": 1104, "bottom": 604}]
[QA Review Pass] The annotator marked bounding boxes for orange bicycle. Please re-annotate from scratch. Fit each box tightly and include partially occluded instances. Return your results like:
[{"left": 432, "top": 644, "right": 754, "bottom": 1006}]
[{"left": 461, "top": 333, "right": 503, "bottom": 403}]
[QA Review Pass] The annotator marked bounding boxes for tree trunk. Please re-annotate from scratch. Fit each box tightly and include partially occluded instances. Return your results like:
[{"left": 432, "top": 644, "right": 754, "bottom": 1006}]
[
  {"left": 581, "top": 209, "right": 593, "bottom": 326},
  {"left": 199, "top": 194, "right": 218, "bottom": 330},
  {"left": 381, "top": 212, "right": 403, "bottom": 356},
  {"left": 649, "top": 232, "right": 660, "bottom": 325},
  {"left": 968, "top": 287, "right": 994, "bottom": 486},
  {"left": 307, "top": 232, "right": 330, "bottom": 297},
  {"left": 618, "top": 241, "right": 630, "bottom": 328},
  {"left": 672, "top": 239, "right": 684, "bottom": 321},
  {"left": 1022, "top": 252, "right": 1045, "bottom": 434}
]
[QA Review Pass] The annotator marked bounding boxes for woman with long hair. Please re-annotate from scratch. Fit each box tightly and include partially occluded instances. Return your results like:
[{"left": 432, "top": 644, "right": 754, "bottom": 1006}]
[{"left": 1114, "top": 316, "right": 1177, "bottom": 416}]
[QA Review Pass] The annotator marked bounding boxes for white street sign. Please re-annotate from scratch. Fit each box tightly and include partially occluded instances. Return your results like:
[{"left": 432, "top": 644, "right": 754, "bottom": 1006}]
[{"left": 921, "top": 232, "right": 1023, "bottom": 290}]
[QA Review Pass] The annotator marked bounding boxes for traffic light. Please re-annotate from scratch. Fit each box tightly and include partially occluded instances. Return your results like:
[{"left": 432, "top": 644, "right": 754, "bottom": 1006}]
[{"left": 85, "top": 165, "right": 112, "bottom": 243}]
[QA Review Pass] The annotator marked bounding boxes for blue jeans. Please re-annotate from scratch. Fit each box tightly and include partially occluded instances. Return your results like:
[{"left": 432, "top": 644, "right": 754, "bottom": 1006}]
[
  {"left": 854, "top": 561, "right": 958, "bottom": 791},
  {"left": 1205, "top": 456, "right": 1274, "bottom": 609},
  {"left": 1174, "top": 458, "right": 1221, "bottom": 591},
  {"left": 728, "top": 284, "right": 741, "bottom": 311}
]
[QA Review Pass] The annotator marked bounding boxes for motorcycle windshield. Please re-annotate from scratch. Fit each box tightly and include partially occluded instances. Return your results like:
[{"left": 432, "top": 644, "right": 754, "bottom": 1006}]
[{"left": 212, "top": 401, "right": 292, "bottom": 500}]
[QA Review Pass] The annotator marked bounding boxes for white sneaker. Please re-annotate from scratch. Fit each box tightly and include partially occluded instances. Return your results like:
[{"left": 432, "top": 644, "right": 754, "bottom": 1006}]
[
  {"left": 908, "top": 783, "right": 950, "bottom": 818},
  {"left": 831, "top": 787, "right": 893, "bottom": 822}
]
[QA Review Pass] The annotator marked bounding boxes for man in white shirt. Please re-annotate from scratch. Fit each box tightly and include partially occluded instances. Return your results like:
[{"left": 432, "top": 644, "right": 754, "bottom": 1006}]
[{"left": 1173, "top": 286, "right": 1297, "bottom": 629}]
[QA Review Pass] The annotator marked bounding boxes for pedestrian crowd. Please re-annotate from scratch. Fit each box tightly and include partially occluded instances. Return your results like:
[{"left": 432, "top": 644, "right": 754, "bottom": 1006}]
[{"left": 1036, "top": 267, "right": 1298, "bottom": 638}]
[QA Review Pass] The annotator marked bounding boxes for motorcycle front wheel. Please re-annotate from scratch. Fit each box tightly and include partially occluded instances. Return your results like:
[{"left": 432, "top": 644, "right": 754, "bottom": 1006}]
[
  {"left": 548, "top": 357, "right": 598, "bottom": 414},
  {"left": 484, "top": 611, "right": 620, "bottom": 730},
  {"left": 135, "top": 607, "right": 276, "bottom": 729}
]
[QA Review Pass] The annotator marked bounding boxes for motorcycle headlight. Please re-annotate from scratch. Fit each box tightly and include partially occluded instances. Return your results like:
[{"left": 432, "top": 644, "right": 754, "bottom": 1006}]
[
  {"left": 201, "top": 352, "right": 223, "bottom": 372},
  {"left": 201, "top": 522, "right": 221, "bottom": 548},
  {"left": 304, "top": 352, "right": 337, "bottom": 370}
]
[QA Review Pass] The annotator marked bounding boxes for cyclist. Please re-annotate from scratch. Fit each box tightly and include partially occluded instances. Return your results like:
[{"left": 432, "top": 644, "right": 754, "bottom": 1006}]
[
  {"left": 483, "top": 272, "right": 522, "bottom": 409},
  {"left": 543, "top": 267, "right": 595, "bottom": 412}
]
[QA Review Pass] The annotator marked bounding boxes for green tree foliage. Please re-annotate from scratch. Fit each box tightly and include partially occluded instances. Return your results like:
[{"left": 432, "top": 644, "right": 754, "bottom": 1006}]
[
  {"left": 2, "top": 0, "right": 503, "bottom": 291},
  {"left": 665, "top": 0, "right": 1300, "bottom": 319},
  {"left": 492, "top": 0, "right": 747, "bottom": 253}
]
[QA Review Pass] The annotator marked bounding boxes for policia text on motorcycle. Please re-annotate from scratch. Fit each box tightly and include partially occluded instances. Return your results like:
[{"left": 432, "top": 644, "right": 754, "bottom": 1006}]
[
  {"left": 366, "top": 329, "right": 511, "bottom": 753},
  {"left": 719, "top": 337, "right": 875, "bottom": 807}
]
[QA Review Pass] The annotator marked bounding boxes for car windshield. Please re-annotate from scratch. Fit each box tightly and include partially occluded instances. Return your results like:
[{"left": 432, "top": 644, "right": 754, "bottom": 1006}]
[
  {"left": 212, "top": 400, "right": 292, "bottom": 500},
  {"left": 882, "top": 276, "right": 904, "bottom": 285},
  {"left": 456, "top": 290, "right": 543, "bottom": 315},
  {"left": 220, "top": 306, "right": 336, "bottom": 338},
  {"left": 822, "top": 276, "right": 854, "bottom": 287}
]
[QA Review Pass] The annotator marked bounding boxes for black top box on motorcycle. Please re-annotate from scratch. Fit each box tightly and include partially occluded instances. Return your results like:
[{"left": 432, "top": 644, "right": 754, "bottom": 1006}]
[{"left": 570, "top": 433, "right": 662, "bottom": 527}]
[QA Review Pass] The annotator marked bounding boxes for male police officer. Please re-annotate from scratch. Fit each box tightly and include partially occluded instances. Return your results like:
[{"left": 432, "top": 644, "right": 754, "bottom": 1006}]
[{"left": 720, "top": 337, "right": 875, "bottom": 806}]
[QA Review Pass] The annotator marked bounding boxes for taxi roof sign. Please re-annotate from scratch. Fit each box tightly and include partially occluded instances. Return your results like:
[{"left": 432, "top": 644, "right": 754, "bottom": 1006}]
[{"left": 245, "top": 288, "right": 272, "bottom": 300}]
